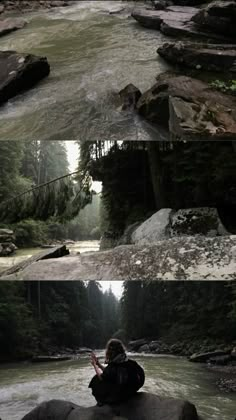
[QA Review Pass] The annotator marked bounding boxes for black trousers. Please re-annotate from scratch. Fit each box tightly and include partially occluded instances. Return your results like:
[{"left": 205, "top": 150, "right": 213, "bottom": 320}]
[{"left": 89, "top": 375, "right": 137, "bottom": 405}]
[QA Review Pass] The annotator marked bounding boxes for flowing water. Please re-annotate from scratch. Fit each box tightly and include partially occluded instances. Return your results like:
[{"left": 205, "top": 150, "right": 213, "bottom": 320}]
[
  {"left": 0, "top": 353, "right": 235, "bottom": 420},
  {"left": 0, "top": 240, "right": 100, "bottom": 274},
  {"left": 0, "top": 1, "right": 170, "bottom": 141}
]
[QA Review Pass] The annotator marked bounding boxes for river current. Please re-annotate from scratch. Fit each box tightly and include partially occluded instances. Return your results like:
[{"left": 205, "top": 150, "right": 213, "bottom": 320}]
[
  {"left": 0, "top": 1, "right": 170, "bottom": 141},
  {"left": 0, "top": 353, "right": 235, "bottom": 420}
]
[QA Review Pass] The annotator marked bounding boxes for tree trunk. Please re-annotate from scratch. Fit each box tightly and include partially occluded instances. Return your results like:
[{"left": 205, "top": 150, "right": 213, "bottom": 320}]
[{"left": 147, "top": 142, "right": 167, "bottom": 210}]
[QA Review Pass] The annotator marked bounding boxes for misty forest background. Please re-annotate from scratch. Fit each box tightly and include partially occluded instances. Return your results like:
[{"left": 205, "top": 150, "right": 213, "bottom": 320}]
[
  {"left": 0, "top": 281, "right": 236, "bottom": 362},
  {"left": 0, "top": 141, "right": 236, "bottom": 249}
]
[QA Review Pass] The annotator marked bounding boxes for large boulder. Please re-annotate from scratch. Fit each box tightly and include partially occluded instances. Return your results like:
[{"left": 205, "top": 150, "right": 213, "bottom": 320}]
[
  {"left": 2, "top": 235, "right": 236, "bottom": 280},
  {"left": 128, "top": 339, "right": 149, "bottom": 351},
  {"left": 158, "top": 42, "right": 236, "bottom": 73},
  {"left": 131, "top": 6, "right": 232, "bottom": 41},
  {"left": 169, "top": 208, "right": 229, "bottom": 237},
  {"left": 131, "top": 207, "right": 228, "bottom": 245},
  {"left": 136, "top": 73, "right": 236, "bottom": 140},
  {"left": 0, "top": 51, "right": 50, "bottom": 106},
  {"left": 131, "top": 209, "right": 172, "bottom": 245},
  {"left": 22, "top": 393, "right": 199, "bottom": 420},
  {"left": 192, "top": 1, "right": 236, "bottom": 38},
  {"left": 0, "top": 18, "right": 26, "bottom": 38},
  {"left": 0, "top": 242, "right": 17, "bottom": 256},
  {"left": 132, "top": 6, "right": 197, "bottom": 30}
]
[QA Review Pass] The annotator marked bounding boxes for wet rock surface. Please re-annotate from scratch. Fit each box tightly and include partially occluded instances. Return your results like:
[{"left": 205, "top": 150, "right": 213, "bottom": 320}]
[
  {"left": 21, "top": 393, "right": 199, "bottom": 420},
  {"left": 0, "top": 18, "right": 26, "bottom": 37},
  {"left": 2, "top": 235, "right": 236, "bottom": 281},
  {"left": 192, "top": 0, "right": 236, "bottom": 39},
  {"left": 0, "top": 51, "right": 50, "bottom": 106},
  {"left": 158, "top": 41, "right": 236, "bottom": 72},
  {"left": 131, "top": 4, "right": 233, "bottom": 42},
  {"left": 136, "top": 72, "right": 236, "bottom": 140}
]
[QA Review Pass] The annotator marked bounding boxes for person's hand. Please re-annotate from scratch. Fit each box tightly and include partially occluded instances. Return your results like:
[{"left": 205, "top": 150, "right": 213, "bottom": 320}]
[{"left": 90, "top": 352, "right": 98, "bottom": 367}]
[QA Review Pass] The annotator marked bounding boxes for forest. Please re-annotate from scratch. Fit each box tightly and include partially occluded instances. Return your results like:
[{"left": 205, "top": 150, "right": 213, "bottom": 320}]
[
  {"left": 0, "top": 140, "right": 236, "bottom": 251},
  {"left": 0, "top": 280, "right": 235, "bottom": 362}
]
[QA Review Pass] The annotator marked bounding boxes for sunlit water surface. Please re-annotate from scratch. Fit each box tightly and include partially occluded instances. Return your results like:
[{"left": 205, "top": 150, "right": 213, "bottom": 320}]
[
  {"left": 0, "top": 353, "right": 235, "bottom": 420},
  {"left": 0, "top": 1, "right": 170, "bottom": 140}
]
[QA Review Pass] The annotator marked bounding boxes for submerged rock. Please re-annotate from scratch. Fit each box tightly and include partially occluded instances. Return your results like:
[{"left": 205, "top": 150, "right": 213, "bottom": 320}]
[
  {"left": 119, "top": 84, "right": 142, "bottom": 111},
  {"left": 0, "top": 51, "right": 50, "bottom": 106},
  {"left": 0, "top": 18, "right": 26, "bottom": 38},
  {"left": 21, "top": 393, "right": 199, "bottom": 420},
  {"left": 2, "top": 235, "right": 236, "bottom": 281},
  {"left": 158, "top": 42, "right": 236, "bottom": 72},
  {"left": 137, "top": 73, "right": 236, "bottom": 140}
]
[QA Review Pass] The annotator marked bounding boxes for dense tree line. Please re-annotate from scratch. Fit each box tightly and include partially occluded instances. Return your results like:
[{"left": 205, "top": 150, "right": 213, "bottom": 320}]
[
  {"left": 1, "top": 280, "right": 236, "bottom": 363},
  {"left": 121, "top": 281, "right": 236, "bottom": 344},
  {"left": 0, "top": 281, "right": 120, "bottom": 362}
]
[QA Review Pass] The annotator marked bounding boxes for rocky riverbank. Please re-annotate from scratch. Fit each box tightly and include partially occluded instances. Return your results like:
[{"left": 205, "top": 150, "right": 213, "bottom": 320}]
[
  {"left": 126, "top": 0, "right": 236, "bottom": 140},
  {"left": 0, "top": 0, "right": 75, "bottom": 14},
  {"left": 128, "top": 338, "right": 236, "bottom": 393}
]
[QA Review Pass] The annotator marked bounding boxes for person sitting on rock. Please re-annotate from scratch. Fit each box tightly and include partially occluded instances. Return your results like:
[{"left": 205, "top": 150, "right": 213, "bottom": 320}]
[{"left": 89, "top": 338, "right": 145, "bottom": 406}]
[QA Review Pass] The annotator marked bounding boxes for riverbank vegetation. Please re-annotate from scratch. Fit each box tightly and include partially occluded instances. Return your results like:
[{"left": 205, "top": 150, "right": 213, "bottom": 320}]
[
  {"left": 0, "top": 281, "right": 235, "bottom": 363},
  {"left": 0, "top": 141, "right": 101, "bottom": 247}
]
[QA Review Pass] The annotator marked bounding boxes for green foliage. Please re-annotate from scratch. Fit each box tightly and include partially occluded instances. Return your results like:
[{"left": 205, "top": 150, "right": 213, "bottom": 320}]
[
  {"left": 12, "top": 219, "right": 49, "bottom": 247},
  {"left": 210, "top": 79, "right": 236, "bottom": 94}
]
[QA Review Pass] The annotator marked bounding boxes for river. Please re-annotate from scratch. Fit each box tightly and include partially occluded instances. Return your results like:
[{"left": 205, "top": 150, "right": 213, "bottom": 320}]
[
  {"left": 0, "top": 240, "right": 100, "bottom": 274},
  {"left": 0, "top": 1, "right": 170, "bottom": 141},
  {"left": 0, "top": 353, "right": 235, "bottom": 420}
]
